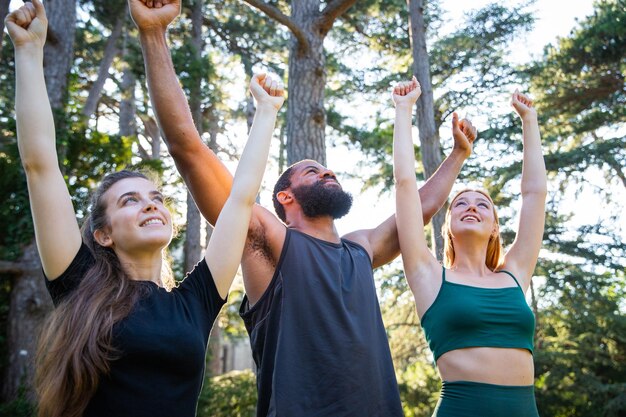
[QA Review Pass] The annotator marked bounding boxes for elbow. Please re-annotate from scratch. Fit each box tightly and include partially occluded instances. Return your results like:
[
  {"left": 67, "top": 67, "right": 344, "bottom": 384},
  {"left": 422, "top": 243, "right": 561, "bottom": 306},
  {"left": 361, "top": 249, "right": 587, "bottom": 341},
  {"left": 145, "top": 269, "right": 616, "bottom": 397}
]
[
  {"left": 162, "top": 126, "right": 204, "bottom": 157},
  {"left": 229, "top": 184, "right": 259, "bottom": 208},
  {"left": 521, "top": 180, "right": 548, "bottom": 197},
  {"left": 20, "top": 156, "right": 57, "bottom": 177},
  {"left": 521, "top": 186, "right": 547, "bottom": 200},
  {"left": 394, "top": 177, "right": 416, "bottom": 189}
]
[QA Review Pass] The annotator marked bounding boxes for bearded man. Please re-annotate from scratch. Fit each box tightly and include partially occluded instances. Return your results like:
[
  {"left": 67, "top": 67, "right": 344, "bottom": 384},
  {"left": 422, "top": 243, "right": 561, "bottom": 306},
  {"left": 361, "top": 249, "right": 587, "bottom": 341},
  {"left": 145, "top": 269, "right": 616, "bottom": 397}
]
[{"left": 129, "top": 1, "right": 475, "bottom": 415}]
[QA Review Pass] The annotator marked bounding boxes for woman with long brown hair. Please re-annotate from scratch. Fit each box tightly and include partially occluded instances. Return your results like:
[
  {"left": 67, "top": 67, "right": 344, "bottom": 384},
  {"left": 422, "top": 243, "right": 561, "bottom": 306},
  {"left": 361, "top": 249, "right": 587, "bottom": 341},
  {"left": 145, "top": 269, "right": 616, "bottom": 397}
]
[
  {"left": 6, "top": 2, "right": 284, "bottom": 416},
  {"left": 392, "top": 77, "right": 546, "bottom": 416}
]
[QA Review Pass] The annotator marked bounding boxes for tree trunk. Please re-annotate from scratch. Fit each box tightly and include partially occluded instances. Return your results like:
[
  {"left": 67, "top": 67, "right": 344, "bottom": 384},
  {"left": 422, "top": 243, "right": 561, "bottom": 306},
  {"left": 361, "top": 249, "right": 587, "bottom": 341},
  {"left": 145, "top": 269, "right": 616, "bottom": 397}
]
[
  {"left": 243, "top": 0, "right": 356, "bottom": 165},
  {"left": 43, "top": 0, "right": 77, "bottom": 109},
  {"left": 0, "top": 0, "right": 10, "bottom": 62},
  {"left": 119, "top": 26, "right": 137, "bottom": 138},
  {"left": 183, "top": 0, "right": 204, "bottom": 272},
  {"left": 119, "top": 64, "right": 137, "bottom": 137},
  {"left": 184, "top": 193, "right": 203, "bottom": 271},
  {"left": 278, "top": 123, "right": 286, "bottom": 174},
  {"left": 408, "top": 0, "right": 445, "bottom": 260},
  {"left": 82, "top": 17, "right": 124, "bottom": 118},
  {"left": 2, "top": 243, "right": 54, "bottom": 402},
  {"left": 246, "top": 86, "right": 255, "bottom": 133},
  {"left": 286, "top": 0, "right": 326, "bottom": 165}
]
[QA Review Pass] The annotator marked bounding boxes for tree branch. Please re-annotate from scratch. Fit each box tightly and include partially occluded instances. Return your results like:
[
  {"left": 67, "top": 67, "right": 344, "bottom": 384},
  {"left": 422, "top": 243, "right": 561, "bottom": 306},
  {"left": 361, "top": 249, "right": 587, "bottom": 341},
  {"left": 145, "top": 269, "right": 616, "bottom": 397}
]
[
  {"left": 241, "top": 0, "right": 309, "bottom": 53},
  {"left": 605, "top": 155, "right": 626, "bottom": 189},
  {"left": 203, "top": 17, "right": 254, "bottom": 62},
  {"left": 0, "top": 261, "right": 24, "bottom": 275},
  {"left": 318, "top": 0, "right": 356, "bottom": 34},
  {"left": 591, "top": 132, "right": 626, "bottom": 189}
]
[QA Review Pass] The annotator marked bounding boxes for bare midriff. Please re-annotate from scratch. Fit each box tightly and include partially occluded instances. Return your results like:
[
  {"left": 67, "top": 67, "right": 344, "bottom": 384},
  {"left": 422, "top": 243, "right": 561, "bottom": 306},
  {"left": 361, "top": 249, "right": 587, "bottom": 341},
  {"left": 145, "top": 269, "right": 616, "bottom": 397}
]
[{"left": 437, "top": 347, "right": 534, "bottom": 385}]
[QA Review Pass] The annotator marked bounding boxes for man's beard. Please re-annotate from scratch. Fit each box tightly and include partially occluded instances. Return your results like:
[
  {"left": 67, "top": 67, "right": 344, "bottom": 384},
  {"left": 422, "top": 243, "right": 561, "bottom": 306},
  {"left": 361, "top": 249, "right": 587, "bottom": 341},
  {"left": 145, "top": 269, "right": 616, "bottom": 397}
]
[{"left": 291, "top": 181, "right": 353, "bottom": 219}]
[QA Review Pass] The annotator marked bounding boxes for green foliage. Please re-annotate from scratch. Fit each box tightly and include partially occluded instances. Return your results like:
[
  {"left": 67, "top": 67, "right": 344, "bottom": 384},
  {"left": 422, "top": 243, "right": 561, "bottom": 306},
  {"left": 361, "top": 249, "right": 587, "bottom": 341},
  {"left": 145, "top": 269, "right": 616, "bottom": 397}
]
[
  {"left": 534, "top": 263, "right": 626, "bottom": 416},
  {"left": 0, "top": 44, "right": 33, "bottom": 260},
  {"left": 80, "top": 0, "right": 127, "bottom": 29},
  {"left": 197, "top": 370, "right": 257, "bottom": 417},
  {"left": 332, "top": 2, "right": 535, "bottom": 191},
  {"left": 377, "top": 265, "right": 440, "bottom": 416},
  {"left": 526, "top": 0, "right": 626, "bottom": 193},
  {"left": 398, "top": 361, "right": 440, "bottom": 417},
  {"left": 217, "top": 284, "right": 249, "bottom": 340},
  {"left": 0, "top": 383, "right": 35, "bottom": 417},
  {"left": 530, "top": 0, "right": 626, "bottom": 137},
  {"left": 204, "top": 0, "right": 288, "bottom": 73}
]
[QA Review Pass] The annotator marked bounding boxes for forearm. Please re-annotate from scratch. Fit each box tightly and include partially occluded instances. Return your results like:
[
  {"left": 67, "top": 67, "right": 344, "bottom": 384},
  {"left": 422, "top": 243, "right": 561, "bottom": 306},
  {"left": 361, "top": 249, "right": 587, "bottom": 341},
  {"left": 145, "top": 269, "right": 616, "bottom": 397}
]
[
  {"left": 15, "top": 49, "right": 81, "bottom": 278},
  {"left": 139, "top": 29, "right": 233, "bottom": 224},
  {"left": 205, "top": 105, "right": 278, "bottom": 298},
  {"left": 14, "top": 48, "right": 57, "bottom": 174},
  {"left": 393, "top": 105, "right": 418, "bottom": 185},
  {"left": 394, "top": 108, "right": 428, "bottom": 265},
  {"left": 230, "top": 105, "right": 278, "bottom": 205},
  {"left": 520, "top": 115, "right": 547, "bottom": 196},
  {"left": 418, "top": 148, "right": 466, "bottom": 222},
  {"left": 139, "top": 30, "right": 194, "bottom": 151}
]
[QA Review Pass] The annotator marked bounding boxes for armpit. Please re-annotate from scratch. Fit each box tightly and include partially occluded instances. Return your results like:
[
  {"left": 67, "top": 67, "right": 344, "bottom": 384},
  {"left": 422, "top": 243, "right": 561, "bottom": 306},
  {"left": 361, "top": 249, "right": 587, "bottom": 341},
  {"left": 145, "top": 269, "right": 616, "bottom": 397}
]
[{"left": 246, "top": 224, "right": 276, "bottom": 268}]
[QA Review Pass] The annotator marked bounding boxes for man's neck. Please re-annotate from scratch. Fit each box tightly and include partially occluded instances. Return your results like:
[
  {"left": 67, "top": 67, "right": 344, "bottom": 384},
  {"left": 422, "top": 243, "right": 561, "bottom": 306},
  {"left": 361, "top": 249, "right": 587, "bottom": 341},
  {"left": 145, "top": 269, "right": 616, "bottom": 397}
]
[{"left": 287, "top": 215, "right": 341, "bottom": 243}]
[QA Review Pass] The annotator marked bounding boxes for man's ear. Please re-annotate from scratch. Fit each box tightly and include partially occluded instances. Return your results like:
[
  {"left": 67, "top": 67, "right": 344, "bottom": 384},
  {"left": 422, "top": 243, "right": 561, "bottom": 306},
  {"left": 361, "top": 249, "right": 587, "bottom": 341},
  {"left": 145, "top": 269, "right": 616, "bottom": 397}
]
[
  {"left": 93, "top": 228, "right": 113, "bottom": 248},
  {"left": 277, "top": 190, "right": 293, "bottom": 207}
]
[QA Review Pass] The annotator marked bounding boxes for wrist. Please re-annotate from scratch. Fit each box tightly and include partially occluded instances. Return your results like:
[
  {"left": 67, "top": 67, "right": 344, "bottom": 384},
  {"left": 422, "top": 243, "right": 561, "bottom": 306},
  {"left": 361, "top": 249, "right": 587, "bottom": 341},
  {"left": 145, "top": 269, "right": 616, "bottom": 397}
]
[
  {"left": 14, "top": 46, "right": 44, "bottom": 60},
  {"left": 450, "top": 145, "right": 470, "bottom": 161},
  {"left": 139, "top": 26, "right": 169, "bottom": 43},
  {"left": 394, "top": 104, "right": 414, "bottom": 117},
  {"left": 255, "top": 103, "right": 280, "bottom": 115},
  {"left": 521, "top": 113, "right": 538, "bottom": 124}
]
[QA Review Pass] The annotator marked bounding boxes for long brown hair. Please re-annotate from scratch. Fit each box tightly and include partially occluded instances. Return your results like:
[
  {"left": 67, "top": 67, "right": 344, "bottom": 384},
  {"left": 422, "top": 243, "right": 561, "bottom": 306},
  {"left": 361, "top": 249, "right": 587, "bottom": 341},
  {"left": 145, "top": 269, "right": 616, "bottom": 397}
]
[
  {"left": 442, "top": 189, "right": 504, "bottom": 271},
  {"left": 35, "top": 170, "right": 174, "bottom": 417}
]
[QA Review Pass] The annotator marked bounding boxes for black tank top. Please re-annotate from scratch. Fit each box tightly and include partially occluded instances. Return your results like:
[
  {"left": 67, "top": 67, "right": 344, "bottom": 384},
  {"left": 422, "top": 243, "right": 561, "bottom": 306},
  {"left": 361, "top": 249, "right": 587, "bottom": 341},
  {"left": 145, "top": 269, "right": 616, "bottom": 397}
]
[{"left": 240, "top": 228, "right": 403, "bottom": 417}]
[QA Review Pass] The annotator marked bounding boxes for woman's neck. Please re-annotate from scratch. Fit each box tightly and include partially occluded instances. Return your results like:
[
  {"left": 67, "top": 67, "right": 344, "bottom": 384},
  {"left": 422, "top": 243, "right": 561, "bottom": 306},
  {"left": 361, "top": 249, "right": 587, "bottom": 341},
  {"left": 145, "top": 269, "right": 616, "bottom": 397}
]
[
  {"left": 450, "top": 238, "right": 490, "bottom": 276},
  {"left": 115, "top": 249, "right": 164, "bottom": 286}
]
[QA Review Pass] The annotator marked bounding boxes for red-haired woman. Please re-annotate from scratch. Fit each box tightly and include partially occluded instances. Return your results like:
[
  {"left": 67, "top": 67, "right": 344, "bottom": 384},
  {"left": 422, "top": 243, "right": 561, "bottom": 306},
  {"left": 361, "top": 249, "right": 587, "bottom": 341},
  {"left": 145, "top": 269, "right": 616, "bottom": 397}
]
[
  {"left": 392, "top": 77, "right": 546, "bottom": 416},
  {"left": 6, "top": 1, "right": 284, "bottom": 416}
]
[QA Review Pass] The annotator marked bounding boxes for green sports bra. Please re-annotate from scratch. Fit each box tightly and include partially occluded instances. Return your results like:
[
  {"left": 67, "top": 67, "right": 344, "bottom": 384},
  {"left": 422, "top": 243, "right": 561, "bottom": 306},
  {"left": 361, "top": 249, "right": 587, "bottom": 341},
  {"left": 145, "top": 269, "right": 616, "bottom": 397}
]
[{"left": 420, "top": 268, "right": 535, "bottom": 362}]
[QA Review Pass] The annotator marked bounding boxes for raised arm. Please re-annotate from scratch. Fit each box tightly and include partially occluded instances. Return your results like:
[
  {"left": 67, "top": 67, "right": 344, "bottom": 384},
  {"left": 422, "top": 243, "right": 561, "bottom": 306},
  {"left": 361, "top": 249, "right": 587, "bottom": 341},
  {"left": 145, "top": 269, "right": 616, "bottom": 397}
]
[
  {"left": 503, "top": 91, "right": 547, "bottom": 290},
  {"left": 6, "top": 0, "right": 81, "bottom": 279},
  {"left": 392, "top": 78, "right": 439, "bottom": 289},
  {"left": 128, "top": 0, "right": 233, "bottom": 225},
  {"left": 344, "top": 103, "right": 477, "bottom": 268},
  {"left": 205, "top": 74, "right": 284, "bottom": 298}
]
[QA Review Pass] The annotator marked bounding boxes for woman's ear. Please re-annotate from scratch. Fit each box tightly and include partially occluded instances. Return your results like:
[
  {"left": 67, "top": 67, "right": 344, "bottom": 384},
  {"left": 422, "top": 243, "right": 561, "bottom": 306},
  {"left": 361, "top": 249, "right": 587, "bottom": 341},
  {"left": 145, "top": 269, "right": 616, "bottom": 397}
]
[{"left": 93, "top": 228, "right": 113, "bottom": 248}]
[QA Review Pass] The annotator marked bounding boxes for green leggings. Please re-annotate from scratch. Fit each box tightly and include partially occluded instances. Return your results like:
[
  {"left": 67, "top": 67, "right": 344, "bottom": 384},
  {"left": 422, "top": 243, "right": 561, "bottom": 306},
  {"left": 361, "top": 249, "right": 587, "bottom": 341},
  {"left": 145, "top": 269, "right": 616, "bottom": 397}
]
[{"left": 433, "top": 381, "right": 539, "bottom": 417}]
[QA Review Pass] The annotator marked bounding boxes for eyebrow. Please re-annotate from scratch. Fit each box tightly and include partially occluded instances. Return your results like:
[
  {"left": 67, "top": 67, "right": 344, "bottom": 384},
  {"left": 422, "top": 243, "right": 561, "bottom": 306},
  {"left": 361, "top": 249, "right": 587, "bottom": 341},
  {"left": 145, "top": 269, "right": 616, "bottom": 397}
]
[
  {"left": 455, "top": 197, "right": 491, "bottom": 205},
  {"left": 301, "top": 165, "right": 320, "bottom": 172},
  {"left": 117, "top": 190, "right": 163, "bottom": 205}
]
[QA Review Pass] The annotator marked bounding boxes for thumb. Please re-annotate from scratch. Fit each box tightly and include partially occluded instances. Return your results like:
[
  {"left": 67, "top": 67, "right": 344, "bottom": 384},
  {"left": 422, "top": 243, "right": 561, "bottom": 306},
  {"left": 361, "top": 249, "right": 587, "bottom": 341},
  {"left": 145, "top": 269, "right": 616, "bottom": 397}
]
[
  {"left": 512, "top": 89, "right": 520, "bottom": 103},
  {"left": 252, "top": 73, "right": 267, "bottom": 88},
  {"left": 31, "top": 0, "right": 47, "bottom": 19},
  {"left": 452, "top": 112, "right": 459, "bottom": 129},
  {"left": 4, "top": 18, "right": 19, "bottom": 34}
]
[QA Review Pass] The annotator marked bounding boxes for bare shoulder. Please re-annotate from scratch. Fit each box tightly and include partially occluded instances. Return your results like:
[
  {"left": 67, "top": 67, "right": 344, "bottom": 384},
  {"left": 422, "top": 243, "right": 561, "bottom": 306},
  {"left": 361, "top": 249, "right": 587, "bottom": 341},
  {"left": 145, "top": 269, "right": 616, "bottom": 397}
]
[
  {"left": 342, "top": 229, "right": 374, "bottom": 260},
  {"left": 499, "top": 257, "right": 533, "bottom": 292}
]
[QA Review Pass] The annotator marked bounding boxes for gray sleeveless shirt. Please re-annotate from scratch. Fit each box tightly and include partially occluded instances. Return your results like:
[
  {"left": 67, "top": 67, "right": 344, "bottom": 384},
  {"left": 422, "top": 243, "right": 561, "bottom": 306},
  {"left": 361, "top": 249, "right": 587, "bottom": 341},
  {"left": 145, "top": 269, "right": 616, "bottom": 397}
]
[{"left": 240, "top": 228, "right": 403, "bottom": 417}]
